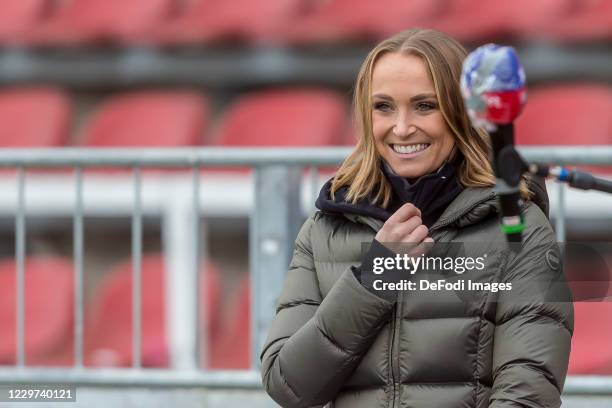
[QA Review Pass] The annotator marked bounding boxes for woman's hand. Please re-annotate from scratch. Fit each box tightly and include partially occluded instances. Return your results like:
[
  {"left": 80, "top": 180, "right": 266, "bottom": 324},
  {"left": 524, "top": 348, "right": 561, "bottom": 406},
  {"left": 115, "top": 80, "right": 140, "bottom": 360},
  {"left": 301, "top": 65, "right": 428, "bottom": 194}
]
[{"left": 375, "top": 203, "right": 434, "bottom": 255}]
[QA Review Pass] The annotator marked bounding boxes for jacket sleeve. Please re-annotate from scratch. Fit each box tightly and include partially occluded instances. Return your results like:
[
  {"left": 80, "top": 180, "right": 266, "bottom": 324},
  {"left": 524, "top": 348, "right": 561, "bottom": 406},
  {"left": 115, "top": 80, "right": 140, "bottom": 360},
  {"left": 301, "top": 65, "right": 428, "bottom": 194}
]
[
  {"left": 260, "top": 215, "right": 395, "bottom": 408},
  {"left": 489, "top": 205, "right": 574, "bottom": 407}
]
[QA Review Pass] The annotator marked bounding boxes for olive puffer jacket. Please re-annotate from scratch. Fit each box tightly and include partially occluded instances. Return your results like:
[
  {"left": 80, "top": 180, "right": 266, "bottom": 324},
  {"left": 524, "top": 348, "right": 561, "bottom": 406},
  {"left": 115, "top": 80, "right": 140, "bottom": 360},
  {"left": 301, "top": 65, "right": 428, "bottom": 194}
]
[{"left": 260, "top": 185, "right": 573, "bottom": 408}]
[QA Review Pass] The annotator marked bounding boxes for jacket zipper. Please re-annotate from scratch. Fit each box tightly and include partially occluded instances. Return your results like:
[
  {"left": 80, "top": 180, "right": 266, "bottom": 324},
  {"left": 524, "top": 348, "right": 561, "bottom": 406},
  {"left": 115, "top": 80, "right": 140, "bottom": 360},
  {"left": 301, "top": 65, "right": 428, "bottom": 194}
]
[
  {"left": 388, "top": 307, "right": 397, "bottom": 408},
  {"left": 427, "top": 192, "right": 497, "bottom": 235},
  {"left": 390, "top": 290, "right": 403, "bottom": 407}
]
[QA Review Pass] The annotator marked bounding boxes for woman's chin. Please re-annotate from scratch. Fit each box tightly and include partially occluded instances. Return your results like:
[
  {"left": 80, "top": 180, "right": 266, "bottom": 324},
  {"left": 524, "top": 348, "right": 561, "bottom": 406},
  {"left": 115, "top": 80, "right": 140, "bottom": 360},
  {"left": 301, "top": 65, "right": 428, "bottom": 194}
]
[{"left": 388, "top": 163, "right": 428, "bottom": 180}]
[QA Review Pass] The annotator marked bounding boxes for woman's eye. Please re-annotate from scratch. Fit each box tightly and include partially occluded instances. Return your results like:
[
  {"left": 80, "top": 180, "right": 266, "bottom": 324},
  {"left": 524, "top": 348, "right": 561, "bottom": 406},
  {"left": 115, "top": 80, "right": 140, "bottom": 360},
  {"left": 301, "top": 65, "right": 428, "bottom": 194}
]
[
  {"left": 416, "top": 102, "right": 437, "bottom": 111},
  {"left": 373, "top": 102, "right": 392, "bottom": 112}
]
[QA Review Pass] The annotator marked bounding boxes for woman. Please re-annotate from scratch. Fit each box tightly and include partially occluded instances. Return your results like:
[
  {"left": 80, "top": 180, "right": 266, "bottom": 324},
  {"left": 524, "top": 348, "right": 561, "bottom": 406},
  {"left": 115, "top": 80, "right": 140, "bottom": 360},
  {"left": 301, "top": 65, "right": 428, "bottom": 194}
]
[{"left": 260, "top": 28, "right": 572, "bottom": 408}]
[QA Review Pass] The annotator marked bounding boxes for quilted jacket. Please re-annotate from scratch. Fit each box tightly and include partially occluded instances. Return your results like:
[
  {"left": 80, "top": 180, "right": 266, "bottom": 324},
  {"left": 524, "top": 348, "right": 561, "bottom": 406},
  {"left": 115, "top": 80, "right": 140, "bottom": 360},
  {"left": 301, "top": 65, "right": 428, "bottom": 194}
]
[{"left": 260, "top": 184, "right": 573, "bottom": 408}]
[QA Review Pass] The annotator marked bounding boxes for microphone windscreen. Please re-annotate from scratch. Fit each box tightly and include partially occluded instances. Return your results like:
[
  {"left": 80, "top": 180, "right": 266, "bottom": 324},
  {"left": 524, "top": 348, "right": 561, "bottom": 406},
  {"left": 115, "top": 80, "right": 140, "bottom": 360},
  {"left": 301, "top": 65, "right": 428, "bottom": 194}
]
[{"left": 461, "top": 44, "right": 527, "bottom": 129}]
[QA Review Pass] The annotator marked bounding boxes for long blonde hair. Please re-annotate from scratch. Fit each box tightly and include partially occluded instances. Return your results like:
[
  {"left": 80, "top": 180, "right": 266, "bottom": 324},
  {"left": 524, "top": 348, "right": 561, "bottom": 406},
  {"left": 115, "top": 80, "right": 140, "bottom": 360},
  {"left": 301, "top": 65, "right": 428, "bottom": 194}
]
[{"left": 331, "top": 28, "right": 531, "bottom": 207}]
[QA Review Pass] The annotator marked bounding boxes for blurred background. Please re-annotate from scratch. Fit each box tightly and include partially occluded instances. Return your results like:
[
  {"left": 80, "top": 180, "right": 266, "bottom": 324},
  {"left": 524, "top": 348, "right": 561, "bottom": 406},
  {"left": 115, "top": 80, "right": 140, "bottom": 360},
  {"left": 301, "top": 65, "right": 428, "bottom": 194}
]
[{"left": 0, "top": 0, "right": 611, "bottom": 406}]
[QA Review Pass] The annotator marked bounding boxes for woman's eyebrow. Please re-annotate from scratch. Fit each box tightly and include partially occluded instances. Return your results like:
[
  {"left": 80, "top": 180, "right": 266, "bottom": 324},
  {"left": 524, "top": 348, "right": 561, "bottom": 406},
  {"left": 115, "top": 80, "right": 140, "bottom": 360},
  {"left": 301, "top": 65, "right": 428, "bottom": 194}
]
[
  {"left": 371, "top": 93, "right": 393, "bottom": 101},
  {"left": 410, "top": 93, "right": 437, "bottom": 102},
  {"left": 371, "top": 93, "right": 437, "bottom": 102}
]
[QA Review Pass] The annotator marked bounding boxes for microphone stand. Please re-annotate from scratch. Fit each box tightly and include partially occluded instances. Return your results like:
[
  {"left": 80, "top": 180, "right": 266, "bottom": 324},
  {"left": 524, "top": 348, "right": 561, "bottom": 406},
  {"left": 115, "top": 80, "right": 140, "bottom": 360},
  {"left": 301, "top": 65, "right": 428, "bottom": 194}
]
[
  {"left": 494, "top": 140, "right": 612, "bottom": 239},
  {"left": 499, "top": 144, "right": 612, "bottom": 194},
  {"left": 527, "top": 162, "right": 612, "bottom": 195},
  {"left": 494, "top": 139, "right": 612, "bottom": 251},
  {"left": 491, "top": 123, "right": 525, "bottom": 244}
]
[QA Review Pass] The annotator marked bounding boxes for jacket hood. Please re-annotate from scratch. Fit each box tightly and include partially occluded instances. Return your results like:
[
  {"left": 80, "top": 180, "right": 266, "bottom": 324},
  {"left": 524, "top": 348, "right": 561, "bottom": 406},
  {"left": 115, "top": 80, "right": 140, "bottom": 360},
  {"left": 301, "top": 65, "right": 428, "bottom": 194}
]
[{"left": 315, "top": 174, "right": 549, "bottom": 232}]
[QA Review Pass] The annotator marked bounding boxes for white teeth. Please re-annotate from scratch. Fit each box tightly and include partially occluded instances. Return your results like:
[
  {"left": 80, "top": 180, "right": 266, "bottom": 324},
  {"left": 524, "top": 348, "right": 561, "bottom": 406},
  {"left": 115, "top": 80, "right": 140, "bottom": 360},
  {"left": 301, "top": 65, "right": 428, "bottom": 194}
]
[{"left": 392, "top": 143, "right": 429, "bottom": 154}]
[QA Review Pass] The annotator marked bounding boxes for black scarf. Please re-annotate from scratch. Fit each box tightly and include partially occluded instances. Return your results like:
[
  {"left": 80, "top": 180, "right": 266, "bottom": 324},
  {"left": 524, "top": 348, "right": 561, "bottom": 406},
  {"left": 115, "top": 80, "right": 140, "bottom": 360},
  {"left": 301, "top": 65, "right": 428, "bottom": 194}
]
[
  {"left": 381, "top": 157, "right": 463, "bottom": 228},
  {"left": 315, "top": 156, "right": 464, "bottom": 228}
]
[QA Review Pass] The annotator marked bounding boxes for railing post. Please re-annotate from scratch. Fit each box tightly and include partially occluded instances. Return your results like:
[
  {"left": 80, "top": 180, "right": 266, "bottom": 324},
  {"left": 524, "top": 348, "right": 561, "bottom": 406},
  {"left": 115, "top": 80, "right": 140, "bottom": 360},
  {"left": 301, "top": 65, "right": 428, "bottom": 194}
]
[
  {"left": 556, "top": 183, "right": 566, "bottom": 244},
  {"left": 73, "top": 166, "right": 85, "bottom": 368},
  {"left": 250, "top": 165, "right": 302, "bottom": 370},
  {"left": 163, "top": 185, "right": 202, "bottom": 371},
  {"left": 15, "top": 167, "right": 26, "bottom": 368},
  {"left": 131, "top": 166, "right": 142, "bottom": 369}
]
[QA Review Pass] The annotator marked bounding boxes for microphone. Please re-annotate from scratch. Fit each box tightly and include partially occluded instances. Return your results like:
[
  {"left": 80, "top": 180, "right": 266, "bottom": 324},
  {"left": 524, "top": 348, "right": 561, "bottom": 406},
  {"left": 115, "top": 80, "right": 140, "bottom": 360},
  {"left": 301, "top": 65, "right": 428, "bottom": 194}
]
[{"left": 461, "top": 44, "right": 528, "bottom": 246}]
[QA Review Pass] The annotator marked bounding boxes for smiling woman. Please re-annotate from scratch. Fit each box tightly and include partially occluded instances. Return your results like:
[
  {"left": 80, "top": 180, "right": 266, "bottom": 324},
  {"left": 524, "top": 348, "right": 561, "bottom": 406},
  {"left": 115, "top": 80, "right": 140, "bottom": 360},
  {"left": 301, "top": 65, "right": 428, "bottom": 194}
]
[
  {"left": 331, "top": 28, "right": 522, "bottom": 210},
  {"left": 260, "top": 28, "right": 572, "bottom": 408}
]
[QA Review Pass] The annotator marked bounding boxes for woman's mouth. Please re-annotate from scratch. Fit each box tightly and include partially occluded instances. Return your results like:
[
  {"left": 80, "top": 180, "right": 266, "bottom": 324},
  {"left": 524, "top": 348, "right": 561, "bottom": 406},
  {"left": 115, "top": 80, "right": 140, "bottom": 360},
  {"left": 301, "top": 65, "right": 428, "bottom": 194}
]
[{"left": 390, "top": 143, "right": 431, "bottom": 158}]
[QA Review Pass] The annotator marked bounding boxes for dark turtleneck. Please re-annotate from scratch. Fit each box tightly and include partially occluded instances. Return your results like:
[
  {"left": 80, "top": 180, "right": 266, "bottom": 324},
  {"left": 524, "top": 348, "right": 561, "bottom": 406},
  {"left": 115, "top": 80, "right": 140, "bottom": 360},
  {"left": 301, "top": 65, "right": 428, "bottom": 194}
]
[
  {"left": 380, "top": 157, "right": 464, "bottom": 228},
  {"left": 315, "top": 155, "right": 464, "bottom": 229}
]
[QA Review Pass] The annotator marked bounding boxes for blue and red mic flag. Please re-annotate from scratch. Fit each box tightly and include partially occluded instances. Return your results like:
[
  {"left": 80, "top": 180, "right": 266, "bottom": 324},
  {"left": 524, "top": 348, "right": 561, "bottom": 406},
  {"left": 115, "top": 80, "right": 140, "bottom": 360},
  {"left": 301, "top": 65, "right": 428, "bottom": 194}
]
[{"left": 460, "top": 44, "right": 527, "bottom": 130}]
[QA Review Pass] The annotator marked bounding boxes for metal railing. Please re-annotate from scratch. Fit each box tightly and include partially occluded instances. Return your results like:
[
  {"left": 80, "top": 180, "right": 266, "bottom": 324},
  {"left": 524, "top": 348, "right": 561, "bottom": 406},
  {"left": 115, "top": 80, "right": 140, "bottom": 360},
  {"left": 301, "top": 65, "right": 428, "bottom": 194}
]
[{"left": 0, "top": 146, "right": 611, "bottom": 396}]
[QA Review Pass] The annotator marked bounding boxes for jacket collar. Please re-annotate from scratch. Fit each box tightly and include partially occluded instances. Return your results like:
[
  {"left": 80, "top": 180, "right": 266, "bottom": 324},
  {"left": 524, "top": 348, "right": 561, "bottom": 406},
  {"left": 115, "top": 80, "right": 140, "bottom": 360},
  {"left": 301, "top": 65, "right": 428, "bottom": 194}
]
[
  {"left": 430, "top": 187, "right": 498, "bottom": 231},
  {"left": 347, "top": 186, "right": 499, "bottom": 233}
]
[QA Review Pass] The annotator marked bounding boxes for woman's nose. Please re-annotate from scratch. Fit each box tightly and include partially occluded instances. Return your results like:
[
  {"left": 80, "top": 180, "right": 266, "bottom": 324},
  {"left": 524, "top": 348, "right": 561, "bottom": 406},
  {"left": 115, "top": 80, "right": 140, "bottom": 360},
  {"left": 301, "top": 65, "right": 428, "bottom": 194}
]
[{"left": 392, "top": 116, "right": 417, "bottom": 137}]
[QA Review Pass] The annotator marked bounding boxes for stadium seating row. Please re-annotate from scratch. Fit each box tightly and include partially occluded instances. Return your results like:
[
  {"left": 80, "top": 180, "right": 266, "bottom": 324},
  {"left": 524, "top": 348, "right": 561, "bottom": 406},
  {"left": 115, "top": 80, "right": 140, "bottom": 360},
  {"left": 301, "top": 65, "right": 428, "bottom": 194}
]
[
  {"left": 0, "top": 255, "right": 250, "bottom": 369},
  {"left": 0, "top": 0, "right": 610, "bottom": 46},
  {"left": 0, "top": 87, "right": 350, "bottom": 148},
  {"left": 0, "top": 254, "right": 611, "bottom": 373},
  {"left": 0, "top": 85, "right": 611, "bottom": 149}
]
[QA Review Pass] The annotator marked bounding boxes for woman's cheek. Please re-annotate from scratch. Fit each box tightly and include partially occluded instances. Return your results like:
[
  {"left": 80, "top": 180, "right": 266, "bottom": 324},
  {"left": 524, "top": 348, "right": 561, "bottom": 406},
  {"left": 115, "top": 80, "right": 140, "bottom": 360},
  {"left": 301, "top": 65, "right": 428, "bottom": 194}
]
[
  {"left": 372, "top": 116, "right": 391, "bottom": 142},
  {"left": 371, "top": 122, "right": 383, "bottom": 142}
]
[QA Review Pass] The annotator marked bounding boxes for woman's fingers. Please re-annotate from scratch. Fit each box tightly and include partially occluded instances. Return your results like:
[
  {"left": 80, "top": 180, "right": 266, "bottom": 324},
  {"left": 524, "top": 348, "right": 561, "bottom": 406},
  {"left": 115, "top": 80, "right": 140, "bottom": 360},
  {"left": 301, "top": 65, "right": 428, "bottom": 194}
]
[
  {"left": 388, "top": 215, "right": 422, "bottom": 241},
  {"left": 386, "top": 203, "right": 421, "bottom": 225},
  {"left": 403, "top": 224, "right": 429, "bottom": 244},
  {"left": 406, "top": 237, "right": 435, "bottom": 258},
  {"left": 376, "top": 204, "right": 428, "bottom": 243}
]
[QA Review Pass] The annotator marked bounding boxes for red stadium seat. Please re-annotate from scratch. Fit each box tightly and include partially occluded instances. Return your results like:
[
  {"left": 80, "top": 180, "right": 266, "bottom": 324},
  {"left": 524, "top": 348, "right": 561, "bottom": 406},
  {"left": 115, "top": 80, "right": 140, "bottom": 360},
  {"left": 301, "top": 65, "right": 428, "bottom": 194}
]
[
  {"left": 85, "top": 254, "right": 221, "bottom": 368},
  {"left": 26, "top": 0, "right": 180, "bottom": 46},
  {"left": 516, "top": 85, "right": 612, "bottom": 145},
  {"left": 429, "top": 0, "right": 578, "bottom": 43},
  {"left": 425, "top": 0, "right": 505, "bottom": 43},
  {"left": 515, "top": 84, "right": 612, "bottom": 173},
  {"left": 213, "top": 89, "right": 348, "bottom": 146},
  {"left": 0, "top": 88, "right": 71, "bottom": 147},
  {"left": 543, "top": 0, "right": 612, "bottom": 43},
  {"left": 79, "top": 91, "right": 207, "bottom": 147},
  {"left": 0, "top": 0, "right": 56, "bottom": 45},
  {"left": 286, "top": 0, "right": 443, "bottom": 44},
  {"left": 210, "top": 275, "right": 250, "bottom": 369},
  {"left": 568, "top": 302, "right": 612, "bottom": 374},
  {"left": 503, "top": 0, "right": 580, "bottom": 40},
  {"left": 0, "top": 257, "right": 74, "bottom": 365},
  {"left": 149, "top": 0, "right": 307, "bottom": 45}
]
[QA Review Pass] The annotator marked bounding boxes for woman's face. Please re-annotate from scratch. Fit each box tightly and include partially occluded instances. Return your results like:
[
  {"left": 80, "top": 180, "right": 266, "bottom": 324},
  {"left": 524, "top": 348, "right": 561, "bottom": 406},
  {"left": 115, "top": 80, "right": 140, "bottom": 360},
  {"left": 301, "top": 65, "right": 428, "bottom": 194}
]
[{"left": 370, "top": 52, "right": 456, "bottom": 180}]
